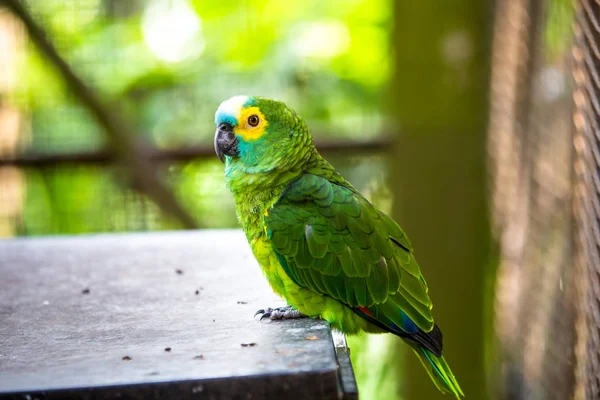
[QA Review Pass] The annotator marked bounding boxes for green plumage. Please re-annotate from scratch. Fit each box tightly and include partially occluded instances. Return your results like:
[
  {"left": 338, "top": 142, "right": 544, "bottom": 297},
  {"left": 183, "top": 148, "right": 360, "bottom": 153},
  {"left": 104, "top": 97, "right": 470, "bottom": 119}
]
[
  {"left": 266, "top": 174, "right": 435, "bottom": 330},
  {"left": 215, "top": 96, "right": 464, "bottom": 398}
]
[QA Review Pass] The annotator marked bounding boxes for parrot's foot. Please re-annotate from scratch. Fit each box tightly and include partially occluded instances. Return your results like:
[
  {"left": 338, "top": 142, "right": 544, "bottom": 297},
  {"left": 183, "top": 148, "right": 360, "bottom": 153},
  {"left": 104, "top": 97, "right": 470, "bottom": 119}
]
[{"left": 254, "top": 306, "right": 306, "bottom": 321}]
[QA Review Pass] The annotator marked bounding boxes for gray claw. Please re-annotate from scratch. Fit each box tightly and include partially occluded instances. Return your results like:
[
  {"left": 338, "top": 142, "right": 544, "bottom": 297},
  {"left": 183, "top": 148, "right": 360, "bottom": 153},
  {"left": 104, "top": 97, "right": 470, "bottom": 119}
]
[
  {"left": 254, "top": 306, "right": 306, "bottom": 321},
  {"left": 260, "top": 311, "right": 272, "bottom": 321}
]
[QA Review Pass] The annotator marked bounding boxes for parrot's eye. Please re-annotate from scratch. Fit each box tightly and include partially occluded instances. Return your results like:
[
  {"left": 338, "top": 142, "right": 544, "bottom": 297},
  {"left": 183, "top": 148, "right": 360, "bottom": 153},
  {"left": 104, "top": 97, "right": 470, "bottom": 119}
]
[{"left": 248, "top": 115, "right": 260, "bottom": 127}]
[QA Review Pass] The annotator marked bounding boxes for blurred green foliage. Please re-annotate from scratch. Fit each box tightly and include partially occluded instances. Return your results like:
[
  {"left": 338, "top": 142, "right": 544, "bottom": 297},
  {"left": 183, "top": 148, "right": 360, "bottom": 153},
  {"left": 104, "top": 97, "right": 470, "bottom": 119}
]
[
  {"left": 545, "top": 0, "right": 574, "bottom": 59},
  {"left": 3, "top": 0, "right": 395, "bottom": 238},
  {"left": 13, "top": 0, "right": 393, "bottom": 153}
]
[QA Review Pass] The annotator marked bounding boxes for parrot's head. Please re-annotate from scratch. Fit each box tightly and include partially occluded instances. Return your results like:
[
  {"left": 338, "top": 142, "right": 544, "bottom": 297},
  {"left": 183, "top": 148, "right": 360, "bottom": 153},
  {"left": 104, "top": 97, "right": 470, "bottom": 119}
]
[{"left": 214, "top": 96, "right": 312, "bottom": 173}]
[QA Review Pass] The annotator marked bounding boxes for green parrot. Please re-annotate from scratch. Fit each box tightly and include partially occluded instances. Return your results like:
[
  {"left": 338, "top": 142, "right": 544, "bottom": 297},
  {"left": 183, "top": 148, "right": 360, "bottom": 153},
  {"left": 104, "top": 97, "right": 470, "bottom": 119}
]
[{"left": 214, "top": 95, "right": 464, "bottom": 398}]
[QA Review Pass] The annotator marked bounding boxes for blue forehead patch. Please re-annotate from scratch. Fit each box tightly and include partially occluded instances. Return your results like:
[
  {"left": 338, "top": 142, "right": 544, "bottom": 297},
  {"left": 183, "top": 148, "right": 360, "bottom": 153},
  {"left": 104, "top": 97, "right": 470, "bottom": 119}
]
[{"left": 215, "top": 114, "right": 238, "bottom": 127}]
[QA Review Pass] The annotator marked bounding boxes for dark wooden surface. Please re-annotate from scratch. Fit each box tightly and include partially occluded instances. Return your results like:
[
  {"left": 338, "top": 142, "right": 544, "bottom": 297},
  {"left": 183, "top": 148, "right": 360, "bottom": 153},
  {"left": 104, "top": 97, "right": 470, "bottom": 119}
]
[{"left": 0, "top": 230, "right": 357, "bottom": 399}]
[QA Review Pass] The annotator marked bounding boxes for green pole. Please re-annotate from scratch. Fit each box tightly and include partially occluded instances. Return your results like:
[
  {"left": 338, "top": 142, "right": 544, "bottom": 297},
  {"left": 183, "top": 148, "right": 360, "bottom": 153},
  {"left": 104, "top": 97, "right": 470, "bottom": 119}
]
[{"left": 389, "top": 1, "right": 492, "bottom": 399}]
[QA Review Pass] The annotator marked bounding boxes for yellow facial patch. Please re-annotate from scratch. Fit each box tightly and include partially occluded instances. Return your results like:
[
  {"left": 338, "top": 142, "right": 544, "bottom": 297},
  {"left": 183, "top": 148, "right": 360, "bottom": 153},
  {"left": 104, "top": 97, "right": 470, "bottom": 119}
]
[{"left": 234, "top": 106, "right": 269, "bottom": 141}]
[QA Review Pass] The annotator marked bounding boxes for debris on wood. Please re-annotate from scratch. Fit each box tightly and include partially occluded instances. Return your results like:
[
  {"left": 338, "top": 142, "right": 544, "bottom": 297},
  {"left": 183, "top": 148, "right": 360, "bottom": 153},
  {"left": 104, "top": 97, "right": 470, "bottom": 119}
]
[
  {"left": 274, "top": 349, "right": 303, "bottom": 355},
  {"left": 175, "top": 269, "right": 183, "bottom": 275},
  {"left": 237, "top": 301, "right": 247, "bottom": 304},
  {"left": 164, "top": 347, "right": 171, "bottom": 352},
  {"left": 305, "top": 335, "right": 318, "bottom": 341},
  {"left": 241, "top": 343, "right": 257, "bottom": 347},
  {"left": 122, "top": 356, "right": 132, "bottom": 361},
  {"left": 81, "top": 288, "right": 90, "bottom": 294},
  {"left": 193, "top": 355, "right": 204, "bottom": 360}
]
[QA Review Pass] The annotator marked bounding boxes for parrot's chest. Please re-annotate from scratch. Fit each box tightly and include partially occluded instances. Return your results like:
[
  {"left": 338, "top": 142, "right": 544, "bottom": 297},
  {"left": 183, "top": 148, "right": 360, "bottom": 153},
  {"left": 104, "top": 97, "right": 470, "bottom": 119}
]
[
  {"left": 231, "top": 186, "right": 295, "bottom": 296},
  {"left": 250, "top": 235, "right": 291, "bottom": 297},
  {"left": 249, "top": 232, "right": 281, "bottom": 273}
]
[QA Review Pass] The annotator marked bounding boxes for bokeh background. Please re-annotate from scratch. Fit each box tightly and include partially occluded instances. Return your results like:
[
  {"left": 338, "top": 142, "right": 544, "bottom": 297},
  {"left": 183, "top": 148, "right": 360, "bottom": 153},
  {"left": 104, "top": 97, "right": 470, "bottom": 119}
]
[{"left": 1, "top": 0, "right": 598, "bottom": 399}]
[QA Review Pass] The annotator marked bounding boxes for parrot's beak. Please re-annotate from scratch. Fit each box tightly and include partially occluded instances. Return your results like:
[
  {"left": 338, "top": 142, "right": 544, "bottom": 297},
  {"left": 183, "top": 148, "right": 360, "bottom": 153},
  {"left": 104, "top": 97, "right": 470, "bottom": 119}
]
[{"left": 214, "top": 122, "right": 239, "bottom": 163}]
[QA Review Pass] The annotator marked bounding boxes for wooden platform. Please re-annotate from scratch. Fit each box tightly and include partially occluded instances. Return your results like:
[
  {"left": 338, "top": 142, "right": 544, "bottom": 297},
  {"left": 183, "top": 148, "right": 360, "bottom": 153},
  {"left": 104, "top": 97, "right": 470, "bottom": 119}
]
[{"left": 0, "top": 230, "right": 357, "bottom": 399}]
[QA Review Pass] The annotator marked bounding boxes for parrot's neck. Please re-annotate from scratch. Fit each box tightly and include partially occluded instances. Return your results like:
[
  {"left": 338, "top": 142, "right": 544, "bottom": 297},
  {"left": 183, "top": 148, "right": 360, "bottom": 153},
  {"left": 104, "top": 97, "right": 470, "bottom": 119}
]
[
  {"left": 225, "top": 149, "right": 320, "bottom": 242},
  {"left": 233, "top": 180, "right": 291, "bottom": 242}
]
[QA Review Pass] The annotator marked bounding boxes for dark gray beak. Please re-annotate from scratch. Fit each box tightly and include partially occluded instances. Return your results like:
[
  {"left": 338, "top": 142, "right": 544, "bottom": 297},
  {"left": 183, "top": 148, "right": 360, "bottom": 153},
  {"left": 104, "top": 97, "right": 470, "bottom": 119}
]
[{"left": 214, "top": 122, "right": 238, "bottom": 163}]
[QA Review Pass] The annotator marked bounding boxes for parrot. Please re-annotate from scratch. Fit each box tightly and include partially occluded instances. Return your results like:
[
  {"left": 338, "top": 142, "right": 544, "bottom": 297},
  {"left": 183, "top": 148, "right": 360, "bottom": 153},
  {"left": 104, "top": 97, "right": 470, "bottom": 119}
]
[{"left": 214, "top": 95, "right": 464, "bottom": 398}]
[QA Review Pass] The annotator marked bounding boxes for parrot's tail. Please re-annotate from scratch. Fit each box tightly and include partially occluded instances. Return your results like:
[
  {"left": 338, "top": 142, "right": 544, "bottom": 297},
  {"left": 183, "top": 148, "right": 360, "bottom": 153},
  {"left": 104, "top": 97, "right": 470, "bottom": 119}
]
[{"left": 410, "top": 343, "right": 464, "bottom": 398}]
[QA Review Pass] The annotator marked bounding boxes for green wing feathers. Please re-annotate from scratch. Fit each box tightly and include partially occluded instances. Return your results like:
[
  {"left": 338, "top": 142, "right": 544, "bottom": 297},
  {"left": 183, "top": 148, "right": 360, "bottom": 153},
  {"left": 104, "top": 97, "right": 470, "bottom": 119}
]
[
  {"left": 265, "top": 174, "right": 434, "bottom": 332},
  {"left": 265, "top": 173, "right": 463, "bottom": 398}
]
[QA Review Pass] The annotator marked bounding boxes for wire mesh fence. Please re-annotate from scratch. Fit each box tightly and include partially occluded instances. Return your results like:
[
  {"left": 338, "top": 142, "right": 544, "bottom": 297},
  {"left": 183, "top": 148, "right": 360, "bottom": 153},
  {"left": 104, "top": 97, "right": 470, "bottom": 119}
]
[
  {"left": 489, "top": 0, "right": 600, "bottom": 399},
  {"left": 573, "top": 0, "right": 600, "bottom": 398}
]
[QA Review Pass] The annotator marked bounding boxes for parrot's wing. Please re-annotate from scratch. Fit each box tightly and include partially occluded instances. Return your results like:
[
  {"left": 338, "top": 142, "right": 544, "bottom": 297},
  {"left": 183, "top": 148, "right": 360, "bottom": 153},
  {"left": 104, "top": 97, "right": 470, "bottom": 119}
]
[{"left": 265, "top": 174, "right": 437, "bottom": 340}]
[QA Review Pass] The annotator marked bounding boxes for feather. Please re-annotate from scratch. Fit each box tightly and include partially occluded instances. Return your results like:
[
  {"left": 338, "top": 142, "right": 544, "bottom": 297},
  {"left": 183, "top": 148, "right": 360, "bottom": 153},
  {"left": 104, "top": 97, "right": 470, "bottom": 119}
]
[
  {"left": 338, "top": 248, "right": 358, "bottom": 277},
  {"left": 366, "top": 258, "right": 389, "bottom": 304},
  {"left": 305, "top": 225, "right": 328, "bottom": 258}
]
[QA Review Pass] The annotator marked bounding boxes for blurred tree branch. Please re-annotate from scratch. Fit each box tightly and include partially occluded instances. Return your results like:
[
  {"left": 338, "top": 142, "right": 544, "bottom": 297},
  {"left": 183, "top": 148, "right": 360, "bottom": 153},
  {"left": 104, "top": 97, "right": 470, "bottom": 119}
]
[
  {"left": 0, "top": 137, "right": 394, "bottom": 167},
  {"left": 1, "top": 0, "right": 198, "bottom": 229}
]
